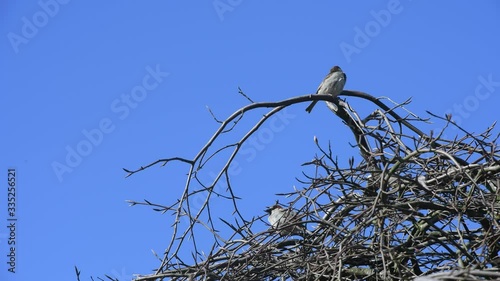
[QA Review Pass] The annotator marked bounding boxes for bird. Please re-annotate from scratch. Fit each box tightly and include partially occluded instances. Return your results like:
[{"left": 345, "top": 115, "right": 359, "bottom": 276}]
[
  {"left": 305, "top": 65, "right": 347, "bottom": 113},
  {"left": 265, "top": 204, "right": 309, "bottom": 236}
]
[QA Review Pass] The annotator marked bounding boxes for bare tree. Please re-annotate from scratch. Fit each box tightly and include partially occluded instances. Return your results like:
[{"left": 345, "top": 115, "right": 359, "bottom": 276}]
[{"left": 123, "top": 90, "right": 500, "bottom": 281}]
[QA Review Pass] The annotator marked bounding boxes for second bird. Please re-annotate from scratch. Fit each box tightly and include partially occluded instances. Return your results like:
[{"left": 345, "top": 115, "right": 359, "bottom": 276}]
[
  {"left": 305, "top": 65, "right": 347, "bottom": 113},
  {"left": 266, "top": 204, "right": 308, "bottom": 236}
]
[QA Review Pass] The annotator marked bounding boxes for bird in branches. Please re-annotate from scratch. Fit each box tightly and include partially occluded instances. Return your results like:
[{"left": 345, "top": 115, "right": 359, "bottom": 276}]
[{"left": 265, "top": 204, "right": 310, "bottom": 236}]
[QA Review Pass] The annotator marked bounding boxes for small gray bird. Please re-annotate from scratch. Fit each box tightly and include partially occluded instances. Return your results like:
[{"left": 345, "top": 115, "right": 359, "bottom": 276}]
[
  {"left": 305, "top": 65, "right": 347, "bottom": 113},
  {"left": 265, "top": 204, "right": 309, "bottom": 236}
]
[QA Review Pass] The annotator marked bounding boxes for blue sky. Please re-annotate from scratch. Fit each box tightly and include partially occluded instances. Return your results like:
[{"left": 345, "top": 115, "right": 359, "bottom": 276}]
[{"left": 1, "top": 1, "right": 499, "bottom": 280}]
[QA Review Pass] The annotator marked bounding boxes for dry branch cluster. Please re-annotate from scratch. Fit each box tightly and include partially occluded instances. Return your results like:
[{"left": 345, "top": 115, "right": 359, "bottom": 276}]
[{"left": 128, "top": 92, "right": 500, "bottom": 281}]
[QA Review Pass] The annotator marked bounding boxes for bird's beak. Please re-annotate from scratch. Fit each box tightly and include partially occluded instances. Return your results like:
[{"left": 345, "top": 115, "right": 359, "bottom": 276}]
[{"left": 264, "top": 207, "right": 273, "bottom": 214}]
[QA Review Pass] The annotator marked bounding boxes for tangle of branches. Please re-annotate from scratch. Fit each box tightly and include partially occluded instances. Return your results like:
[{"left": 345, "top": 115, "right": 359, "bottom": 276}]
[{"left": 124, "top": 90, "right": 500, "bottom": 281}]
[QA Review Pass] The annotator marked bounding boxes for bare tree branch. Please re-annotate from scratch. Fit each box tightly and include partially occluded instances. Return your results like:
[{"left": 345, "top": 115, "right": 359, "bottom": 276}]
[{"left": 123, "top": 91, "right": 500, "bottom": 281}]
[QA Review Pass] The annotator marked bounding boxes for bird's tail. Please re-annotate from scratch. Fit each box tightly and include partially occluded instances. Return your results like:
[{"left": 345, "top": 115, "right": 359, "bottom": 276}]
[{"left": 305, "top": 100, "right": 318, "bottom": 113}]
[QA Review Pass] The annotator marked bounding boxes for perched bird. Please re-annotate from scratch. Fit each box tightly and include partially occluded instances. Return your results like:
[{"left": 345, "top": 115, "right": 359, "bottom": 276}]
[
  {"left": 265, "top": 204, "right": 309, "bottom": 236},
  {"left": 305, "top": 65, "right": 347, "bottom": 113}
]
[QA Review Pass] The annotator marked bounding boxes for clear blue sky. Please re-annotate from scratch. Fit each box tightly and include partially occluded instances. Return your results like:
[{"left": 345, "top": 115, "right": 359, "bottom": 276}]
[{"left": 1, "top": 1, "right": 499, "bottom": 280}]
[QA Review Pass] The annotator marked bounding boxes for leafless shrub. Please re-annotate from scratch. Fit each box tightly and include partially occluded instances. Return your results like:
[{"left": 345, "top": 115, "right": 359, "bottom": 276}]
[{"left": 125, "top": 90, "right": 500, "bottom": 281}]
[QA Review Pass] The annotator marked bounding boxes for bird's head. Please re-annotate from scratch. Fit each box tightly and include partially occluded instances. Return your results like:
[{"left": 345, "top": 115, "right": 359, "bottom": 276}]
[
  {"left": 330, "top": 65, "right": 342, "bottom": 73},
  {"left": 265, "top": 203, "right": 283, "bottom": 214}
]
